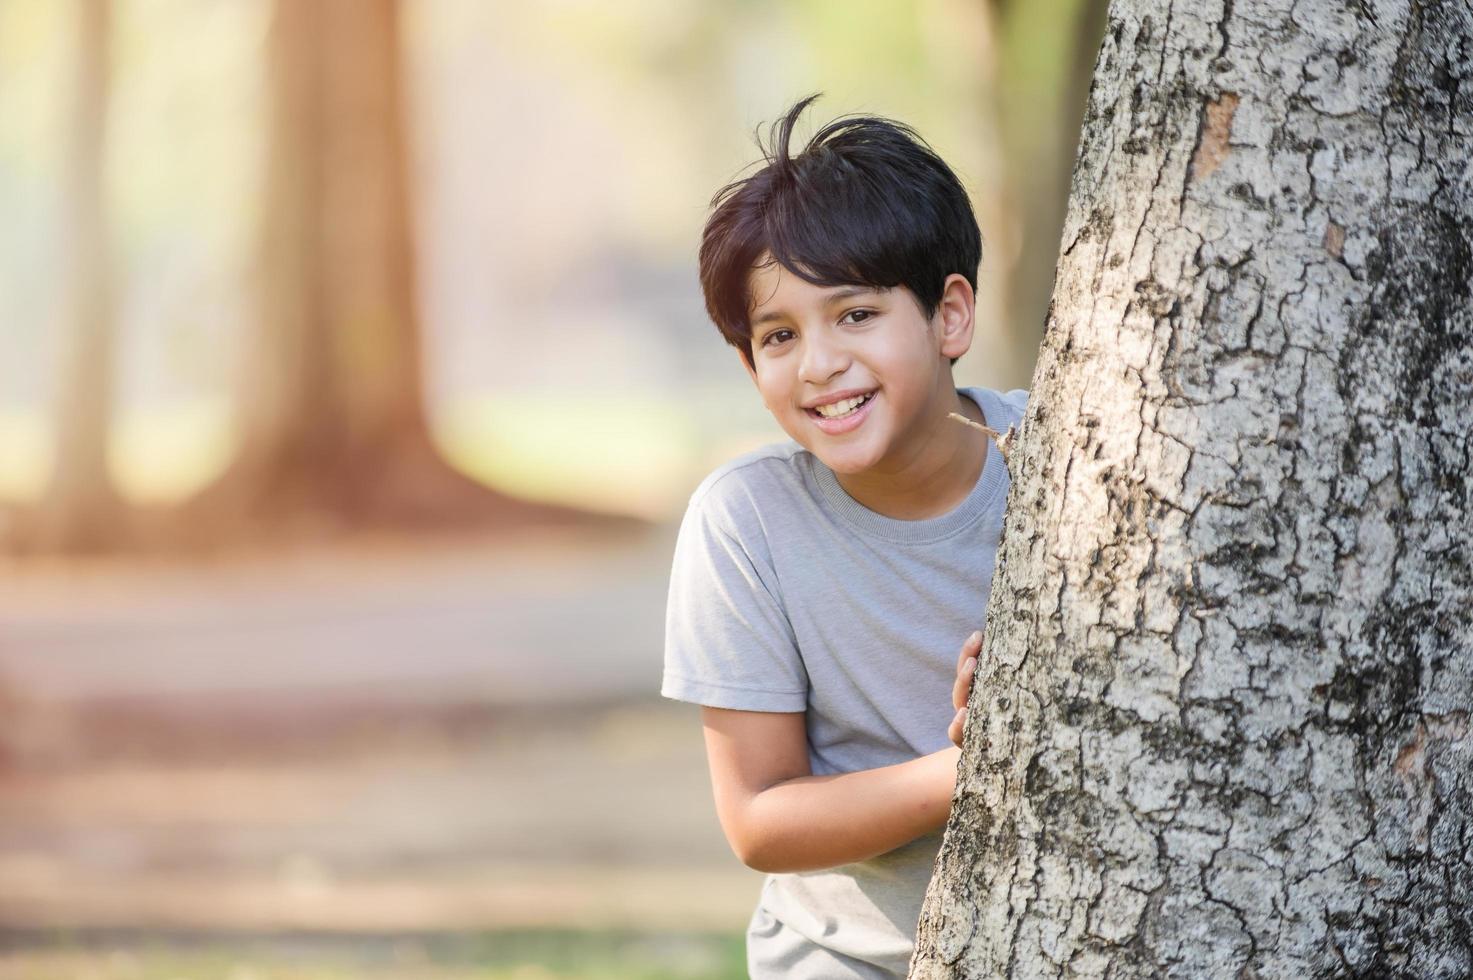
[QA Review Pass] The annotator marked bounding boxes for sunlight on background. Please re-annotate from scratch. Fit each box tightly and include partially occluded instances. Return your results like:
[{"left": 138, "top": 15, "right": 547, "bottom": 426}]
[
  {"left": 1, "top": 0, "right": 267, "bottom": 506},
  {"left": 435, "top": 391, "right": 698, "bottom": 521},
  {"left": 0, "top": 0, "right": 1008, "bottom": 522}
]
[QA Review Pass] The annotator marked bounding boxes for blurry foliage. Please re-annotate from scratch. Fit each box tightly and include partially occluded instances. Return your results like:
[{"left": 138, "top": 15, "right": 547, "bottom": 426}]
[
  {"left": 988, "top": 0, "right": 1107, "bottom": 380},
  {"left": 0, "top": 0, "right": 1100, "bottom": 535}
]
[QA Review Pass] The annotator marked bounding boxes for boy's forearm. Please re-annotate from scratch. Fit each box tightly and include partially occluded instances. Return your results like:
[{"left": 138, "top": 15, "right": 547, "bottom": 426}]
[{"left": 740, "top": 745, "right": 963, "bottom": 874}]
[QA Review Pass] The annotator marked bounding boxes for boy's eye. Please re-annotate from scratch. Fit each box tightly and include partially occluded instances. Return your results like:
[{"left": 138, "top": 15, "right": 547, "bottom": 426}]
[
  {"left": 842, "top": 309, "right": 874, "bottom": 324},
  {"left": 762, "top": 328, "right": 795, "bottom": 347}
]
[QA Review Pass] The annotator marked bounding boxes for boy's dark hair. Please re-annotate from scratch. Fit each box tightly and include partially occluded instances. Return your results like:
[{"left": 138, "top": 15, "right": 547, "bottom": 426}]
[{"left": 698, "top": 94, "right": 981, "bottom": 369}]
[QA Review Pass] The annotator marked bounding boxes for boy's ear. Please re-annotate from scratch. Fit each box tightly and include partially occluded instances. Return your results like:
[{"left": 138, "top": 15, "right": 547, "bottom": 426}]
[{"left": 934, "top": 274, "right": 976, "bottom": 361}]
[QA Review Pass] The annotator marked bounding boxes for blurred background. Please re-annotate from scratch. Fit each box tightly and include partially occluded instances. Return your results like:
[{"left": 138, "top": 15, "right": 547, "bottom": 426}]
[{"left": 0, "top": 0, "right": 1102, "bottom": 976}]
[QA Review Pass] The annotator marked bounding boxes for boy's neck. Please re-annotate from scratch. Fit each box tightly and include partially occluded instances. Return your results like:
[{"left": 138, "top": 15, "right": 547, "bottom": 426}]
[{"left": 834, "top": 387, "right": 989, "bottom": 521}]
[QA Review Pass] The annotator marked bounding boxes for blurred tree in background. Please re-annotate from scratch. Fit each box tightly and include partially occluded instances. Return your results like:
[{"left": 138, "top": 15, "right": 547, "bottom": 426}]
[
  {"left": 177, "top": 0, "right": 594, "bottom": 546},
  {"left": 983, "top": 0, "right": 1107, "bottom": 384},
  {"left": 29, "top": 0, "right": 130, "bottom": 553},
  {"left": 7, "top": 0, "right": 610, "bottom": 556}
]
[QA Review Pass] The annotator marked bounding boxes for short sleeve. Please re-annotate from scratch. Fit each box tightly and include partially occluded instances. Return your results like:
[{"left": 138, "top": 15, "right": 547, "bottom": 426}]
[{"left": 661, "top": 486, "right": 808, "bottom": 712}]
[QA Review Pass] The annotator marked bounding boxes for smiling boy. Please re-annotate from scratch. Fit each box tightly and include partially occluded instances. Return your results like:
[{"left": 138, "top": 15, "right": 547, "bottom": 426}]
[{"left": 661, "top": 94, "right": 1027, "bottom": 978}]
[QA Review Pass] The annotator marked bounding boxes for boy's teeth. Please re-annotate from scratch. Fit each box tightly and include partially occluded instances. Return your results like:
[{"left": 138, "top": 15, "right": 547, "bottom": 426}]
[{"left": 815, "top": 394, "right": 870, "bottom": 418}]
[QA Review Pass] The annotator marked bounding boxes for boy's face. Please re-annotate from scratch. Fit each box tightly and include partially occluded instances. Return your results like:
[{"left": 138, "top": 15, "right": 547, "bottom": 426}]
[{"left": 741, "top": 255, "right": 974, "bottom": 477}]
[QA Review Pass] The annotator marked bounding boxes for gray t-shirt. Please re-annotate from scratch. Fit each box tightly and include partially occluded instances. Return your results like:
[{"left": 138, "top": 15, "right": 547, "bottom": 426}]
[{"left": 661, "top": 385, "right": 1028, "bottom": 978}]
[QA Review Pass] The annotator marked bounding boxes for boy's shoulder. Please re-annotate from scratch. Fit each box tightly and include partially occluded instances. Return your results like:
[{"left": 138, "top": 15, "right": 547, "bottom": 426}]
[
  {"left": 685, "top": 439, "right": 812, "bottom": 530},
  {"left": 977, "top": 385, "right": 1029, "bottom": 426}
]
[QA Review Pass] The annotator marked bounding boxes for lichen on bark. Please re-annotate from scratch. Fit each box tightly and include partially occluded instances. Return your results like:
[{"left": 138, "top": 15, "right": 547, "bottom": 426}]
[{"left": 911, "top": 1, "right": 1473, "bottom": 977}]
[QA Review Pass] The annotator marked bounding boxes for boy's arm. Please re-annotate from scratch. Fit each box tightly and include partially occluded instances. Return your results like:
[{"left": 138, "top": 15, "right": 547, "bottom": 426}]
[
  {"left": 701, "top": 706, "right": 962, "bottom": 874},
  {"left": 701, "top": 629, "right": 984, "bottom": 874}
]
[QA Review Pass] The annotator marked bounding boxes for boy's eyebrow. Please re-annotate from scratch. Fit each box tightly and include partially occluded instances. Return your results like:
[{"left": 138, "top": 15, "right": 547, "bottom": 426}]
[{"left": 751, "top": 285, "right": 880, "bottom": 326}]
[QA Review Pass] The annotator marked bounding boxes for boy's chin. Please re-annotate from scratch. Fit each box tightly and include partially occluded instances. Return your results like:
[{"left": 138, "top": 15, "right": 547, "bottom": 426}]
[
  {"left": 780, "top": 423, "right": 886, "bottom": 474},
  {"left": 811, "top": 446, "right": 885, "bottom": 476}
]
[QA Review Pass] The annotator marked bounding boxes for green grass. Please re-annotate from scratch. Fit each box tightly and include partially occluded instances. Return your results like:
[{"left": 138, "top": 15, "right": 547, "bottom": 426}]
[{"left": 0, "top": 929, "right": 748, "bottom": 980}]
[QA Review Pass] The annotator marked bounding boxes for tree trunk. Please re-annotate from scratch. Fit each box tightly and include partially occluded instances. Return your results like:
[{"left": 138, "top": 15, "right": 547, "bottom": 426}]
[
  {"left": 913, "top": 1, "right": 1471, "bottom": 976},
  {"left": 178, "top": 0, "right": 601, "bottom": 546},
  {"left": 31, "top": 0, "right": 130, "bottom": 554}
]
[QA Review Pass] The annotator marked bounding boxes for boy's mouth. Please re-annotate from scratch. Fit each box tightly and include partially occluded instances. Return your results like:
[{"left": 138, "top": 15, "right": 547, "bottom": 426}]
[
  {"left": 806, "top": 391, "right": 876, "bottom": 420},
  {"left": 805, "top": 391, "right": 877, "bottom": 434}
]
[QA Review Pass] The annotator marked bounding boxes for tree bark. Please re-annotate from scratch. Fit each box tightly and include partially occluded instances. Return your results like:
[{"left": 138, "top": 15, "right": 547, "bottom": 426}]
[
  {"left": 31, "top": 0, "right": 130, "bottom": 554},
  {"left": 912, "top": 1, "right": 1471, "bottom": 976}
]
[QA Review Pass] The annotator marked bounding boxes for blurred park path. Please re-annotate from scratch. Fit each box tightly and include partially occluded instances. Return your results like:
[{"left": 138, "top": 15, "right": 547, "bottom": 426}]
[
  {"left": 0, "top": 526, "right": 758, "bottom": 936},
  {"left": 0, "top": 525, "right": 678, "bottom": 705}
]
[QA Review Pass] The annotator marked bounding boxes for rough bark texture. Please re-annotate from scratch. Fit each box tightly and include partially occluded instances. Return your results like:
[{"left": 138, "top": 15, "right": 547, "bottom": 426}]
[{"left": 912, "top": 1, "right": 1472, "bottom": 977}]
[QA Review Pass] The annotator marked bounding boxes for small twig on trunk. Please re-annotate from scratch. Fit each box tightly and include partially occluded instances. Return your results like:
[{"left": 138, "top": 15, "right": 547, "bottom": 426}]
[{"left": 948, "top": 412, "right": 1018, "bottom": 469}]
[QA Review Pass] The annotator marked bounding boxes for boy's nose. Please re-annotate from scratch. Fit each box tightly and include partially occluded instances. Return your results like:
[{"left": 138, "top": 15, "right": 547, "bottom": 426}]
[{"left": 797, "top": 332, "right": 848, "bottom": 385}]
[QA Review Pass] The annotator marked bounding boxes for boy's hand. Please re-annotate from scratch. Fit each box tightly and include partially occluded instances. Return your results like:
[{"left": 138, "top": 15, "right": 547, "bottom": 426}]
[{"left": 948, "top": 629, "right": 983, "bottom": 748}]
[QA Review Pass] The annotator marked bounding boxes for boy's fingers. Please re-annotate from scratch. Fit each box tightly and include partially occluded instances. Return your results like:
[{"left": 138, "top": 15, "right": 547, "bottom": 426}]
[
  {"left": 952, "top": 656, "right": 977, "bottom": 710},
  {"left": 949, "top": 706, "right": 968, "bottom": 748},
  {"left": 954, "top": 629, "right": 984, "bottom": 674},
  {"left": 951, "top": 629, "right": 982, "bottom": 712}
]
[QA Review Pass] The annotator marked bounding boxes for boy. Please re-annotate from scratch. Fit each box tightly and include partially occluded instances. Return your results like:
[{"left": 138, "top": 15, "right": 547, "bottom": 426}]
[{"left": 661, "top": 94, "right": 1027, "bottom": 978}]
